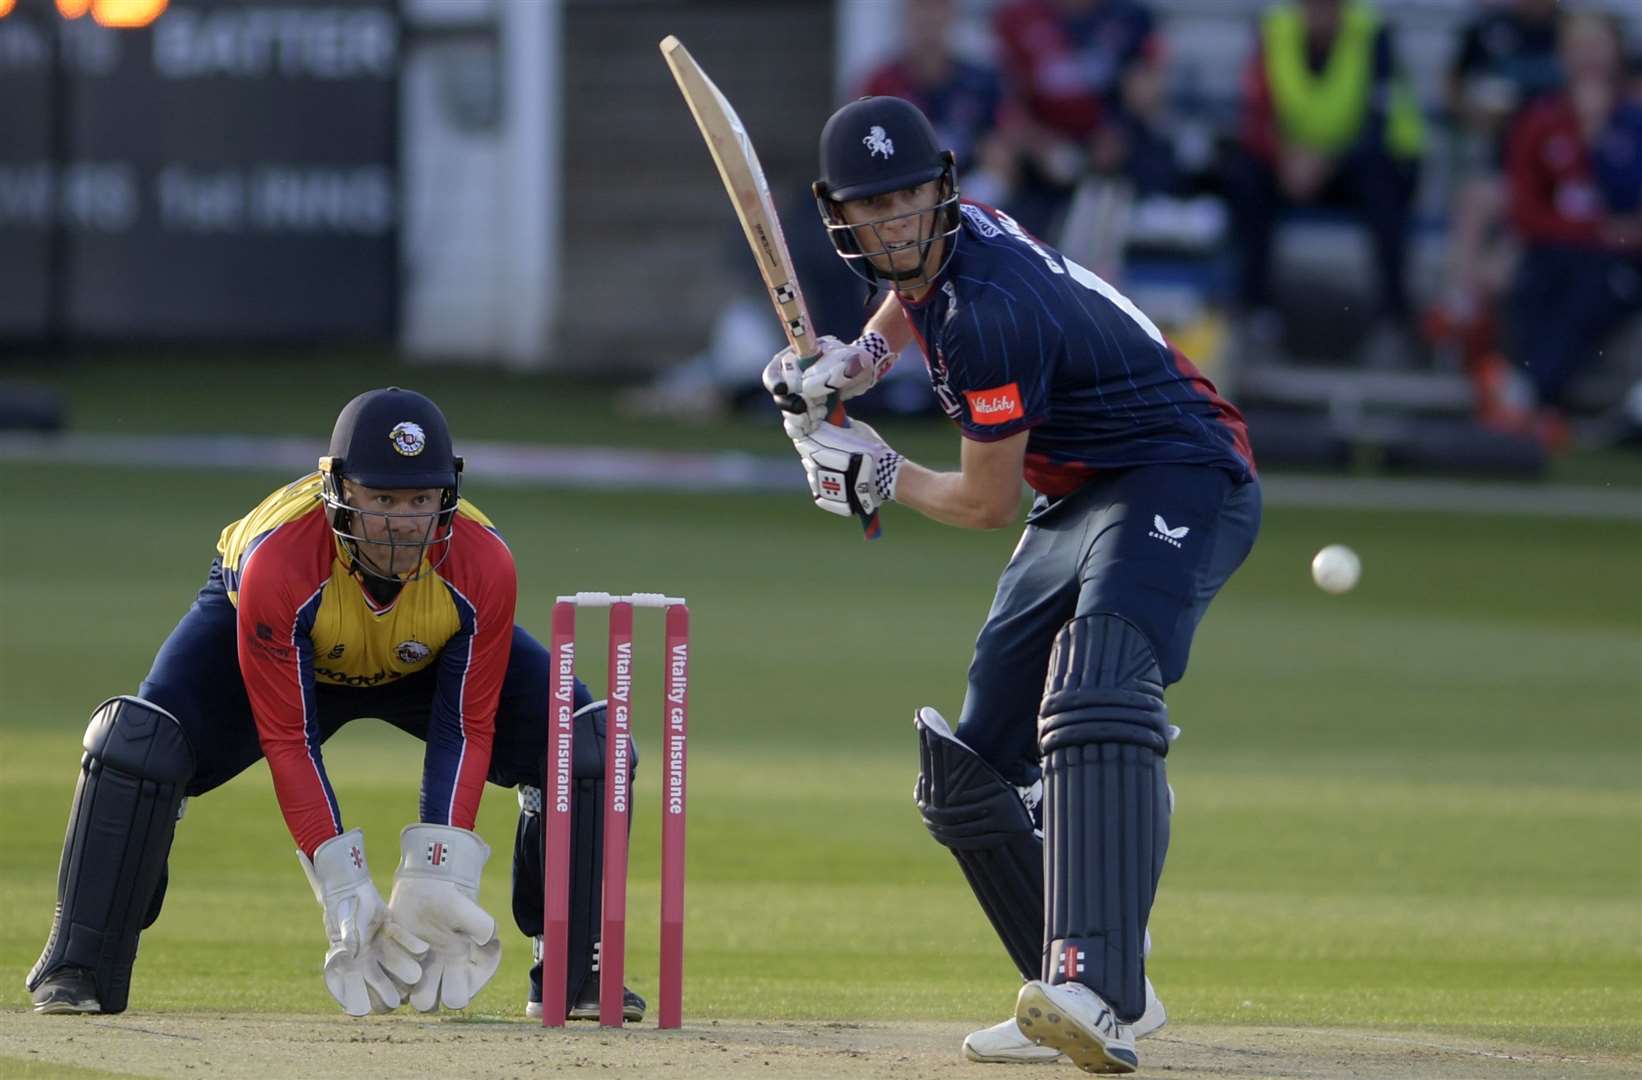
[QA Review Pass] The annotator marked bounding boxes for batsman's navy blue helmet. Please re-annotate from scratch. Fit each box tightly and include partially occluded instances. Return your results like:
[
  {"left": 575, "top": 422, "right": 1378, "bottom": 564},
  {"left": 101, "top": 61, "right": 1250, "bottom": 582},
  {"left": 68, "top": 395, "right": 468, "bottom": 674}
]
[
  {"left": 813, "top": 96, "right": 960, "bottom": 288},
  {"left": 319, "top": 387, "right": 463, "bottom": 581},
  {"left": 816, "top": 95, "right": 951, "bottom": 201}
]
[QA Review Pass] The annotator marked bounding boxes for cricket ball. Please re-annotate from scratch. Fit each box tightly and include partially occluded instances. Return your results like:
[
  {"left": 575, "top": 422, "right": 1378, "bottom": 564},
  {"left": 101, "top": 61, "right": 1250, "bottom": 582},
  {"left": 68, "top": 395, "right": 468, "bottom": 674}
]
[{"left": 1311, "top": 544, "right": 1361, "bottom": 595}]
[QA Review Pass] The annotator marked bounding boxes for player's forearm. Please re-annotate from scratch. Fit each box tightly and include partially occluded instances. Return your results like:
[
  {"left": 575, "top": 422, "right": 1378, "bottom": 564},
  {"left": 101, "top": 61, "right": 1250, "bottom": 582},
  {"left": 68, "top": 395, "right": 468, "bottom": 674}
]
[
  {"left": 428, "top": 630, "right": 507, "bottom": 828},
  {"left": 261, "top": 737, "right": 345, "bottom": 856},
  {"left": 894, "top": 459, "right": 1022, "bottom": 530}
]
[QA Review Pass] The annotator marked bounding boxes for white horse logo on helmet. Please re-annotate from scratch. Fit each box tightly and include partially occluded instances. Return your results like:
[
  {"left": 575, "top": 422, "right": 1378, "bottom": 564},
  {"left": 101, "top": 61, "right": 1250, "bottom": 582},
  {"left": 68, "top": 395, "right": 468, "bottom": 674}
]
[{"left": 863, "top": 126, "right": 895, "bottom": 159}]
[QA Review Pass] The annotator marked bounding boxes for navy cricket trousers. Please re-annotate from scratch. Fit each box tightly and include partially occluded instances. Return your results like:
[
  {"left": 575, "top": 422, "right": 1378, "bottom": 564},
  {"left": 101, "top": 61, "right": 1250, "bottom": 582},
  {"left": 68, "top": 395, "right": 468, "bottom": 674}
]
[{"left": 954, "top": 464, "right": 1261, "bottom": 784}]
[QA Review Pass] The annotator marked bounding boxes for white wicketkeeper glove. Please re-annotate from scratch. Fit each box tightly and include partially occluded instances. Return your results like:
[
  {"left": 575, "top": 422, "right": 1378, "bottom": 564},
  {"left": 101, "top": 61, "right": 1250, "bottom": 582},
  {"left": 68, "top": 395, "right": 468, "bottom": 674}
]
[
  {"left": 793, "top": 419, "right": 904, "bottom": 518},
  {"left": 388, "top": 824, "right": 502, "bottom": 1012},
  {"left": 298, "top": 829, "right": 429, "bottom": 1017},
  {"left": 761, "top": 332, "right": 898, "bottom": 438}
]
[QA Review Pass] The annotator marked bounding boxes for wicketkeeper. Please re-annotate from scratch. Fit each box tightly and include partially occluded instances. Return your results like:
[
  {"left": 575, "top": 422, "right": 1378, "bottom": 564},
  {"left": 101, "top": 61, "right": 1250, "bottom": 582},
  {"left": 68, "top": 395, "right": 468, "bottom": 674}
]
[
  {"left": 27, "top": 387, "right": 642, "bottom": 1022},
  {"left": 764, "top": 97, "right": 1262, "bottom": 1074}
]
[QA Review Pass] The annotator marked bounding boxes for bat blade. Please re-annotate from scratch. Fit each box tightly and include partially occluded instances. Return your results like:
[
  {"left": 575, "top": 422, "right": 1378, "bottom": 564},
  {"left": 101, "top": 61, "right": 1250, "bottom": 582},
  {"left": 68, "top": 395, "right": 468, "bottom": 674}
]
[
  {"left": 660, "top": 35, "right": 817, "bottom": 370},
  {"left": 662, "top": 35, "right": 880, "bottom": 540}
]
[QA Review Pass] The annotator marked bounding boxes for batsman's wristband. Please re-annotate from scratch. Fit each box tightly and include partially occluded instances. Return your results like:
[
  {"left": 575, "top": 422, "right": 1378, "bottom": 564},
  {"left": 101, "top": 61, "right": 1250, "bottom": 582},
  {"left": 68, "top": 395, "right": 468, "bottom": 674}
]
[
  {"left": 855, "top": 330, "right": 892, "bottom": 365},
  {"left": 875, "top": 450, "right": 904, "bottom": 504}
]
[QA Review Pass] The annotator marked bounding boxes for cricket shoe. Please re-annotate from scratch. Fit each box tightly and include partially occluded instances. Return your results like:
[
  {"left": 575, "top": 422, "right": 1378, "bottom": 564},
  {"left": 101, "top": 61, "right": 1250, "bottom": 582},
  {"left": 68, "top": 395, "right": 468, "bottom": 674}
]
[
  {"left": 964, "top": 978, "right": 1164, "bottom": 1064},
  {"left": 566, "top": 980, "right": 647, "bottom": 1022},
  {"left": 1014, "top": 980, "right": 1137, "bottom": 1074},
  {"left": 524, "top": 946, "right": 646, "bottom": 1022},
  {"left": 962, "top": 1017, "right": 1062, "bottom": 1064},
  {"left": 524, "top": 982, "right": 646, "bottom": 1022},
  {"left": 30, "top": 966, "right": 101, "bottom": 1015}
]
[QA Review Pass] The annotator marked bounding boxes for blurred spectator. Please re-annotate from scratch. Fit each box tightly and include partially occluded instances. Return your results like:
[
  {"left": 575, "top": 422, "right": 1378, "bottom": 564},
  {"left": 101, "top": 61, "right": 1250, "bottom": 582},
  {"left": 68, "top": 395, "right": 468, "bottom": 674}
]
[
  {"left": 991, "top": 0, "right": 1171, "bottom": 240},
  {"left": 1448, "top": 0, "right": 1565, "bottom": 153},
  {"left": 1503, "top": 11, "right": 1642, "bottom": 449},
  {"left": 1226, "top": 0, "right": 1426, "bottom": 363},
  {"left": 1427, "top": 0, "right": 1563, "bottom": 368},
  {"left": 857, "top": 0, "right": 1015, "bottom": 208}
]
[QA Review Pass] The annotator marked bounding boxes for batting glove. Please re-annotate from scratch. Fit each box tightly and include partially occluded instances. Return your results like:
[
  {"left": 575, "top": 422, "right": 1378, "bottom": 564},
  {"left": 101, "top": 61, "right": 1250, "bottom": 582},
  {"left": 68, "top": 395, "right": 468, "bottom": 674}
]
[
  {"left": 388, "top": 824, "right": 502, "bottom": 1012},
  {"left": 762, "top": 332, "right": 898, "bottom": 438},
  {"left": 793, "top": 419, "right": 903, "bottom": 518},
  {"left": 298, "top": 829, "right": 429, "bottom": 1016}
]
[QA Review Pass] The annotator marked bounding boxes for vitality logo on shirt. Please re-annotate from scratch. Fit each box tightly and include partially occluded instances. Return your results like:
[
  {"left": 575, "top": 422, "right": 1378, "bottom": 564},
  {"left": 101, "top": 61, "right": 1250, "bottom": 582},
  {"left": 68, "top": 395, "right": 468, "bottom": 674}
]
[
  {"left": 963, "top": 383, "right": 1024, "bottom": 425},
  {"left": 1148, "top": 515, "right": 1190, "bottom": 548}
]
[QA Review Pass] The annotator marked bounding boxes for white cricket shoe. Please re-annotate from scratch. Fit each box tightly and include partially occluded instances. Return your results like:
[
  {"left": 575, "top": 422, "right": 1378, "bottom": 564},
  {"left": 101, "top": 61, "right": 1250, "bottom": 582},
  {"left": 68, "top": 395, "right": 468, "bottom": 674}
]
[
  {"left": 962, "top": 1016, "right": 1064, "bottom": 1064},
  {"left": 965, "top": 978, "right": 1163, "bottom": 1065},
  {"left": 1135, "top": 977, "right": 1167, "bottom": 1039},
  {"left": 1015, "top": 980, "right": 1137, "bottom": 1074}
]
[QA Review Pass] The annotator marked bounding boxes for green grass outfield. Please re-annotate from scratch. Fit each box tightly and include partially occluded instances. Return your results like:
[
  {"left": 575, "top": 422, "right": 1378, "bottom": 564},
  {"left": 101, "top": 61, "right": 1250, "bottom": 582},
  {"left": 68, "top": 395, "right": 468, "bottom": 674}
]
[
  {"left": 11, "top": 351, "right": 1642, "bottom": 487},
  {"left": 1, "top": 460, "right": 1638, "bottom": 1063}
]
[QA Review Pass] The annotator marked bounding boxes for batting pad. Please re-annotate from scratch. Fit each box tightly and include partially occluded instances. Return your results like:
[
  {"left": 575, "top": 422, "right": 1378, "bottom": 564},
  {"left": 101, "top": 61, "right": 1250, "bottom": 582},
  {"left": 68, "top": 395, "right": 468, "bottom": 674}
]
[
  {"left": 1038, "top": 615, "right": 1172, "bottom": 1024},
  {"left": 915, "top": 707, "right": 1044, "bottom": 981},
  {"left": 512, "top": 700, "right": 636, "bottom": 1008},
  {"left": 28, "top": 696, "right": 194, "bottom": 1014}
]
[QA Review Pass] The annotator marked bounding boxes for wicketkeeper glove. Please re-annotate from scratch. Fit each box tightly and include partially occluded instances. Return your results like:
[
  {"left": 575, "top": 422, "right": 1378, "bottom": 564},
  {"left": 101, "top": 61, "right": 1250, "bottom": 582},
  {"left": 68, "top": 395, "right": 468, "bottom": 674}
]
[
  {"left": 298, "top": 829, "right": 429, "bottom": 1016},
  {"left": 388, "top": 824, "right": 502, "bottom": 1012},
  {"left": 793, "top": 419, "right": 903, "bottom": 519},
  {"left": 762, "top": 332, "right": 898, "bottom": 438}
]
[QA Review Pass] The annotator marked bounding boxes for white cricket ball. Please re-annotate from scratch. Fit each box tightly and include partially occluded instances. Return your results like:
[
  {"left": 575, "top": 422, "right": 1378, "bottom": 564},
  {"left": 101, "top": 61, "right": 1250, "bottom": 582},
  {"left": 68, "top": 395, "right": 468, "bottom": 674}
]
[{"left": 1311, "top": 544, "right": 1361, "bottom": 594}]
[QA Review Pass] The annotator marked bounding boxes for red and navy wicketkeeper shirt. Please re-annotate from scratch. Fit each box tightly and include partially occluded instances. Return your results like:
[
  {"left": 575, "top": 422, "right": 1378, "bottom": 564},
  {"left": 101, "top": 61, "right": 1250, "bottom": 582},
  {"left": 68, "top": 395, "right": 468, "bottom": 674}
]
[{"left": 216, "top": 473, "right": 516, "bottom": 856}]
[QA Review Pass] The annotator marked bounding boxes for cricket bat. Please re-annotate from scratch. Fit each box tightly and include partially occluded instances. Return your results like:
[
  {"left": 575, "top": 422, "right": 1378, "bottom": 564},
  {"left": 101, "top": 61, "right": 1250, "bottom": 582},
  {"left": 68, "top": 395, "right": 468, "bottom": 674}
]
[{"left": 660, "top": 34, "right": 881, "bottom": 540}]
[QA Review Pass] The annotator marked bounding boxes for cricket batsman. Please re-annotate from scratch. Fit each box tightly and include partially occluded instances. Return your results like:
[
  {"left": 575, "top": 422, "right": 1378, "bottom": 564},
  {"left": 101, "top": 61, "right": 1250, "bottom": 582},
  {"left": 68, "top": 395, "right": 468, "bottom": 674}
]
[
  {"left": 27, "top": 387, "right": 642, "bottom": 1022},
  {"left": 764, "top": 98, "right": 1262, "bottom": 1073}
]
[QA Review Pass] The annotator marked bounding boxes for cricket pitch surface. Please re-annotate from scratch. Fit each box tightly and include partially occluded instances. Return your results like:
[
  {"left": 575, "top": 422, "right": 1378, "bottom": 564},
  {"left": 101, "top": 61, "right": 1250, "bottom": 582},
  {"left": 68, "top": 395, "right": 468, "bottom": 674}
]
[{"left": 3, "top": 1011, "right": 1637, "bottom": 1078}]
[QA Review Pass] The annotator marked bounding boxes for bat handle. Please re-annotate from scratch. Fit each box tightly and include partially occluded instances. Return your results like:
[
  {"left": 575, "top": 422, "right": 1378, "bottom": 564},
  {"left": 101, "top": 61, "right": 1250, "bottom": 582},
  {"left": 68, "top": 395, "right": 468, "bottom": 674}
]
[{"left": 824, "top": 394, "right": 882, "bottom": 541}]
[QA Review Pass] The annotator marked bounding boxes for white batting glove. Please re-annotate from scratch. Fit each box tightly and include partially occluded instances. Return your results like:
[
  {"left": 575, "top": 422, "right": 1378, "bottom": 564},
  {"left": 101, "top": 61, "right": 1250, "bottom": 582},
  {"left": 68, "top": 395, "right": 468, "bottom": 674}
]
[
  {"left": 388, "top": 824, "right": 502, "bottom": 1012},
  {"left": 298, "top": 829, "right": 429, "bottom": 1016},
  {"left": 762, "top": 332, "right": 898, "bottom": 438},
  {"left": 793, "top": 419, "right": 903, "bottom": 518},
  {"left": 802, "top": 331, "right": 896, "bottom": 402}
]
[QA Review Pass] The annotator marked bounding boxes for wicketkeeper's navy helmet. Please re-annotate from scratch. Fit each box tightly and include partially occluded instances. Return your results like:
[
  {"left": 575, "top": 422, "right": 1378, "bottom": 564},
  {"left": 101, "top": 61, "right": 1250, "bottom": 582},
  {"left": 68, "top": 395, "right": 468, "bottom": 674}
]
[
  {"left": 318, "top": 387, "right": 463, "bottom": 581},
  {"left": 813, "top": 96, "right": 960, "bottom": 289}
]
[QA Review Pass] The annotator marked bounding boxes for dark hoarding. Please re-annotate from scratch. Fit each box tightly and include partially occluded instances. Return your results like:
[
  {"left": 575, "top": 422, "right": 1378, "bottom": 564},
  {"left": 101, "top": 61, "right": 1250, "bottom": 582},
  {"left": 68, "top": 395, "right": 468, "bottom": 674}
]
[{"left": 0, "top": 0, "right": 397, "bottom": 343}]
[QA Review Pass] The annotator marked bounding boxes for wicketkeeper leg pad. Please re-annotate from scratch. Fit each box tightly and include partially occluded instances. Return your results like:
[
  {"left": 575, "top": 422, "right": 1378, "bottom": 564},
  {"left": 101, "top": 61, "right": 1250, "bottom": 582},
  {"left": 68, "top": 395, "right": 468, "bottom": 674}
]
[
  {"left": 915, "top": 706, "right": 1044, "bottom": 981},
  {"left": 27, "top": 696, "right": 195, "bottom": 1014},
  {"left": 511, "top": 700, "right": 637, "bottom": 1010},
  {"left": 1039, "top": 615, "right": 1171, "bottom": 1024}
]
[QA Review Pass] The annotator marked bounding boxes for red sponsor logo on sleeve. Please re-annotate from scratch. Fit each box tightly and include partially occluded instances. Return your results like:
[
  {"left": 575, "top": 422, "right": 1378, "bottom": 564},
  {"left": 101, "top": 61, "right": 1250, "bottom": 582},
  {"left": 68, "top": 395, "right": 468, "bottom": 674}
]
[{"left": 963, "top": 383, "right": 1024, "bottom": 425}]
